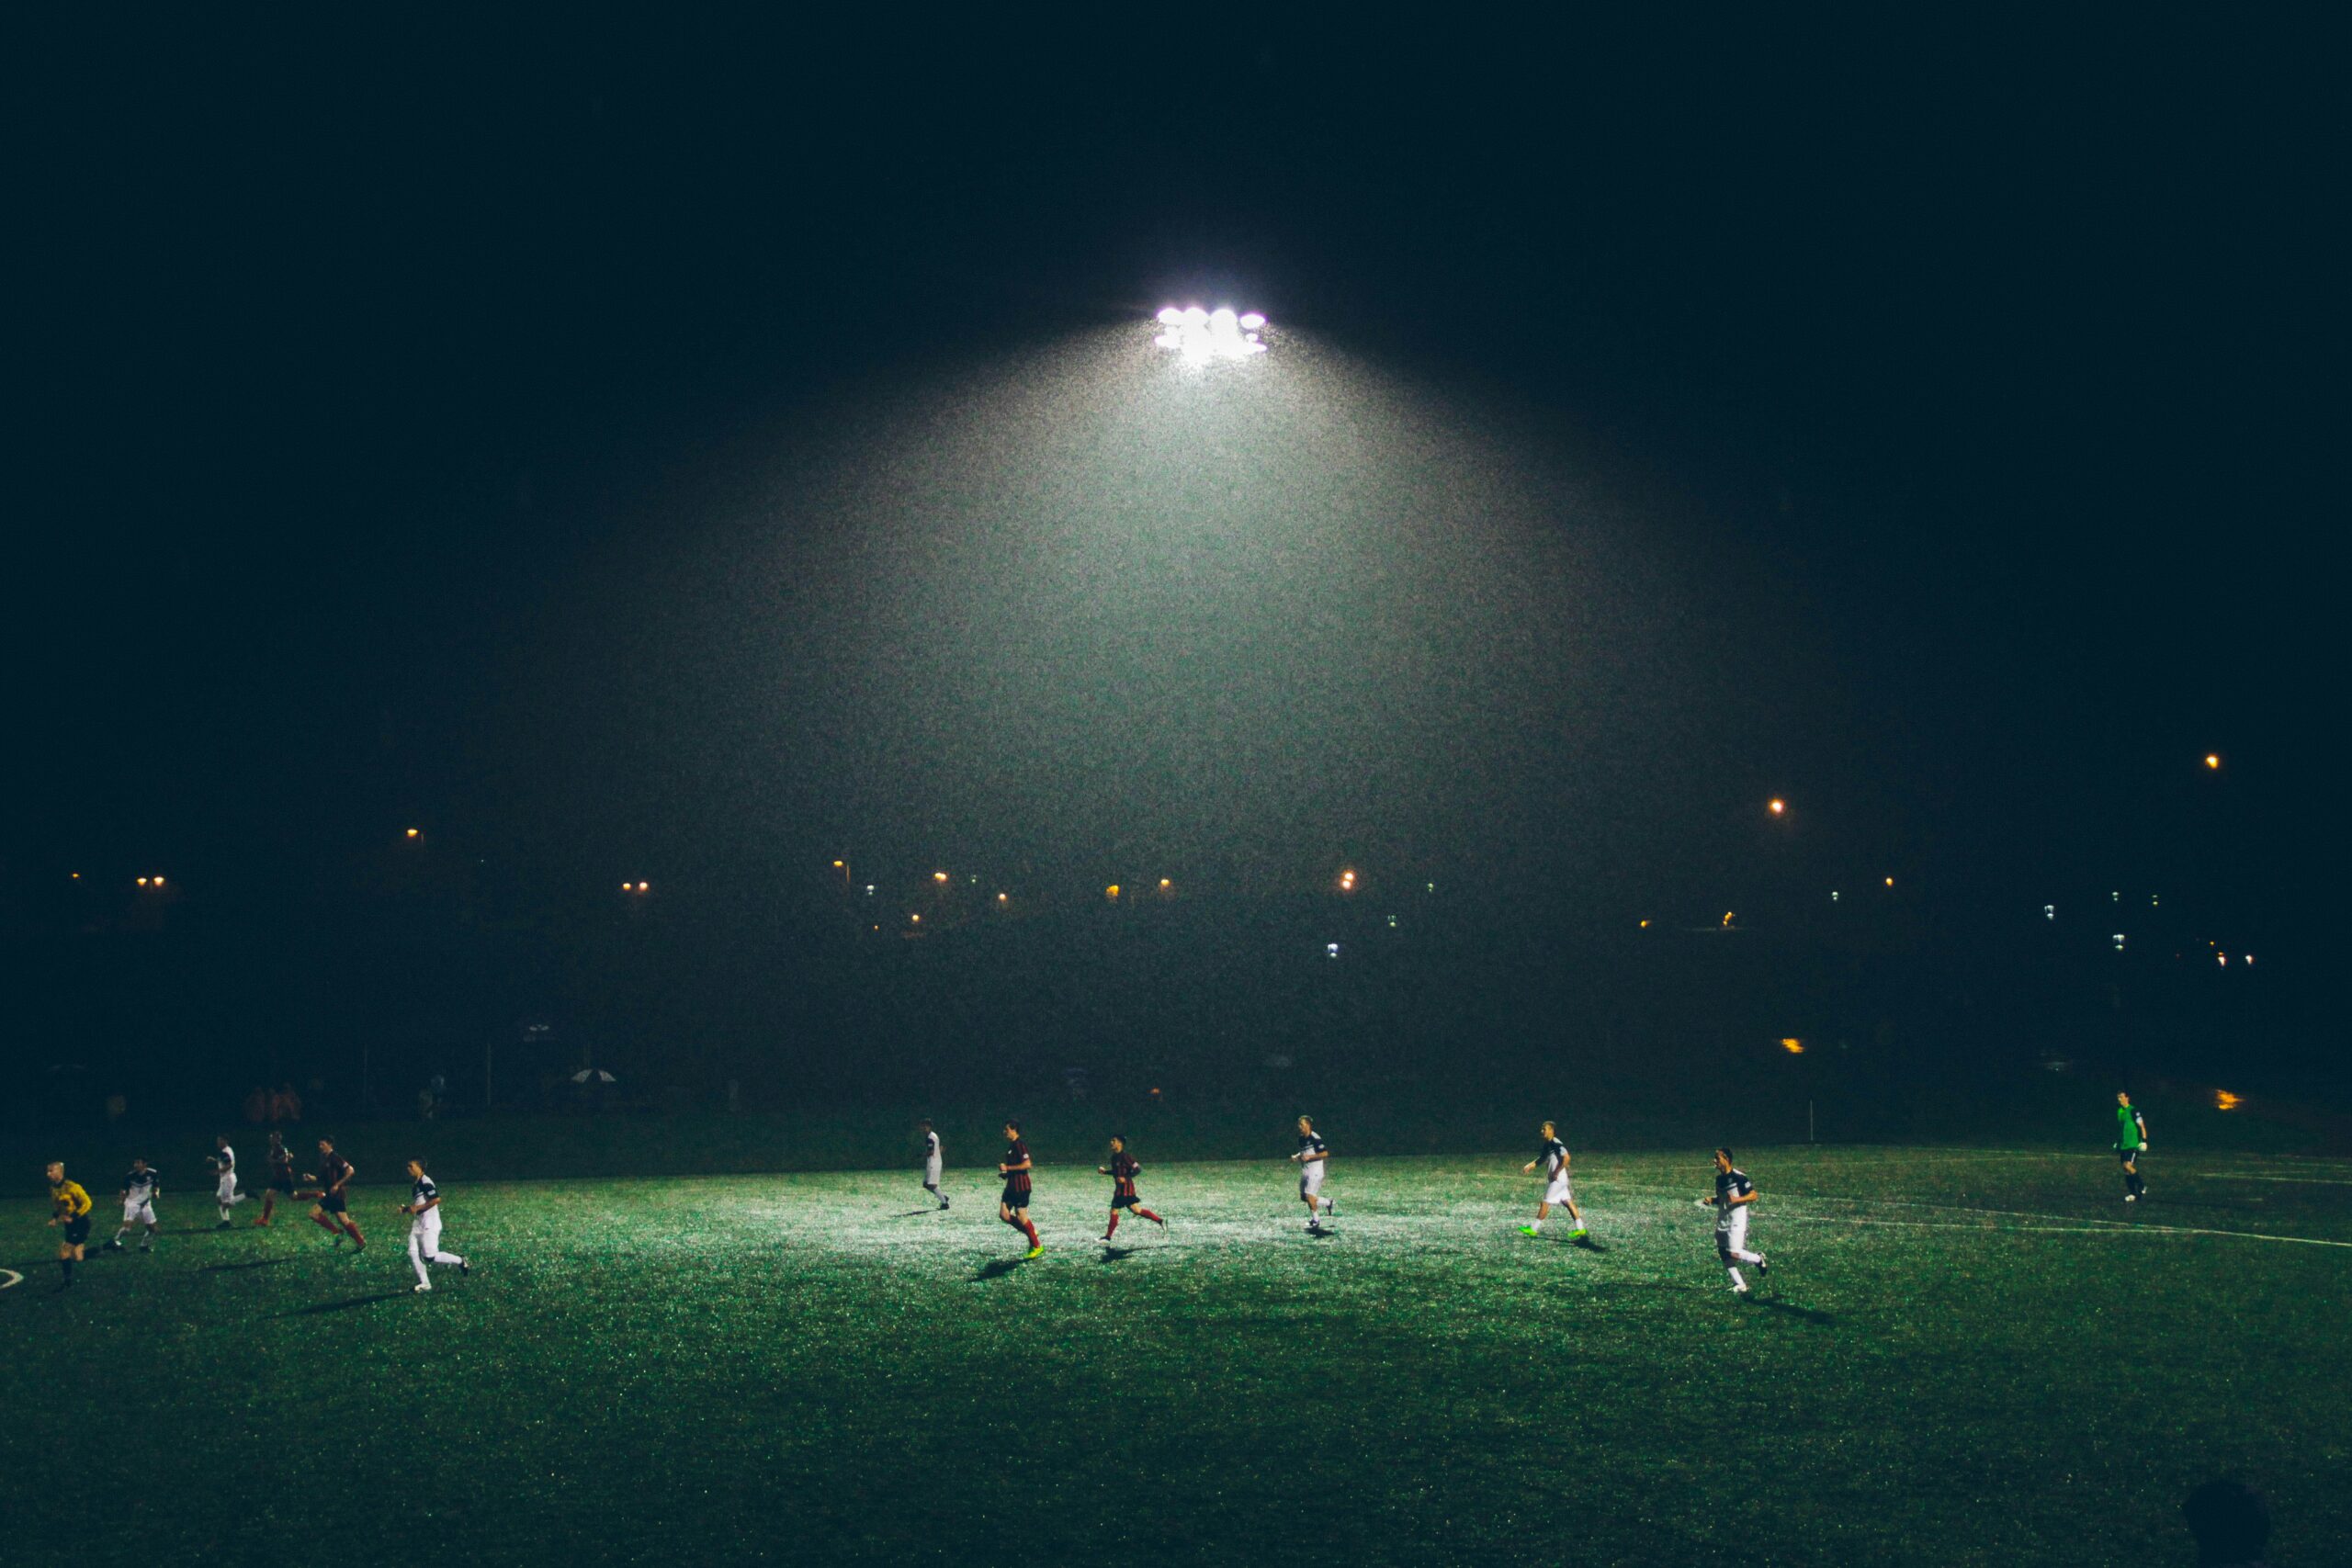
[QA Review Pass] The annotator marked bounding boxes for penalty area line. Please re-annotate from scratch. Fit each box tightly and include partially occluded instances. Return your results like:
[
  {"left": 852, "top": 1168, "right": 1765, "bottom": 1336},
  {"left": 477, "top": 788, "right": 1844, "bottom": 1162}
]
[{"left": 0, "top": 1269, "right": 21, "bottom": 1291}]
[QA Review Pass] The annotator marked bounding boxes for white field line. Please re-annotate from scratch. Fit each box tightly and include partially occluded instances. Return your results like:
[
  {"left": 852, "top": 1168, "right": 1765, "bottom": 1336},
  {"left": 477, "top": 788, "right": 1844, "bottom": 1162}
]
[
  {"left": 2196, "top": 1173, "right": 2352, "bottom": 1185},
  {"left": 0, "top": 1268, "right": 21, "bottom": 1291}
]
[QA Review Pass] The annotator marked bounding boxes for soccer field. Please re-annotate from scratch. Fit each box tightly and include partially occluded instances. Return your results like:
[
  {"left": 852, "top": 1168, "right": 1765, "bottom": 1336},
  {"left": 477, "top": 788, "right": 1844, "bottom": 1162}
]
[{"left": 6, "top": 1145, "right": 2347, "bottom": 1566}]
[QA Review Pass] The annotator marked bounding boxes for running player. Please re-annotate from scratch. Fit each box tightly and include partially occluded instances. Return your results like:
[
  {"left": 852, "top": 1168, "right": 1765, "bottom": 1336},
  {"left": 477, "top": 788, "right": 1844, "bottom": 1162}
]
[
  {"left": 207, "top": 1134, "right": 247, "bottom": 1228},
  {"left": 1097, "top": 1134, "right": 1166, "bottom": 1241},
  {"left": 996, "top": 1121, "right": 1043, "bottom": 1258},
  {"left": 1518, "top": 1121, "right": 1589, "bottom": 1240},
  {"left": 303, "top": 1137, "right": 367, "bottom": 1251},
  {"left": 47, "top": 1162, "right": 94, "bottom": 1289},
  {"left": 107, "top": 1158, "right": 163, "bottom": 1252},
  {"left": 397, "top": 1158, "right": 469, "bottom": 1292},
  {"left": 255, "top": 1131, "right": 297, "bottom": 1226},
  {"left": 1290, "top": 1115, "right": 1337, "bottom": 1233},
  {"left": 919, "top": 1119, "right": 947, "bottom": 1211},
  {"left": 2115, "top": 1091, "right": 2151, "bottom": 1202},
  {"left": 1699, "top": 1147, "right": 1768, "bottom": 1294}
]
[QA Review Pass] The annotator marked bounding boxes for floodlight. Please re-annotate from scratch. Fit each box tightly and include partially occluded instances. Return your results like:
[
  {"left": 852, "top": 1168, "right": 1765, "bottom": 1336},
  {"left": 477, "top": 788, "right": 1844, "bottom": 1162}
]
[{"left": 1152, "top": 304, "right": 1272, "bottom": 362}]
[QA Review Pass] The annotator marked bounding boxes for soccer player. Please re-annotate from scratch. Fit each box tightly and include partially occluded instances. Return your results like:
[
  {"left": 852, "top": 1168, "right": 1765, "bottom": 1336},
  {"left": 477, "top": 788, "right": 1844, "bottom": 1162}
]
[
  {"left": 303, "top": 1137, "right": 367, "bottom": 1251},
  {"left": 1518, "top": 1121, "right": 1588, "bottom": 1240},
  {"left": 919, "top": 1119, "right": 947, "bottom": 1211},
  {"left": 1097, "top": 1134, "right": 1166, "bottom": 1241},
  {"left": 1700, "top": 1147, "right": 1768, "bottom": 1294},
  {"left": 46, "top": 1162, "right": 94, "bottom": 1288},
  {"left": 995, "top": 1121, "right": 1043, "bottom": 1258},
  {"left": 397, "top": 1158, "right": 469, "bottom": 1292},
  {"left": 2115, "top": 1090, "right": 2151, "bottom": 1202},
  {"left": 107, "top": 1158, "right": 163, "bottom": 1252},
  {"left": 255, "top": 1131, "right": 297, "bottom": 1226},
  {"left": 1290, "top": 1115, "right": 1337, "bottom": 1233},
  {"left": 207, "top": 1134, "right": 247, "bottom": 1228}
]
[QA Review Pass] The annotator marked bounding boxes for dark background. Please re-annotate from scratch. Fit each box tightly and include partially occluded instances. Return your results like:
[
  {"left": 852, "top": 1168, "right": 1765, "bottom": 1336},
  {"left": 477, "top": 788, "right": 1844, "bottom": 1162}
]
[{"left": 9, "top": 13, "right": 2335, "bottom": 1122}]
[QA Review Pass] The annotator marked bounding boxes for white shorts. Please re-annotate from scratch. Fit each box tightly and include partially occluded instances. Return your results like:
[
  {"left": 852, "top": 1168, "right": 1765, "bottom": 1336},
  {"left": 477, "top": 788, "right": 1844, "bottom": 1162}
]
[
  {"left": 216, "top": 1173, "right": 238, "bottom": 1202},
  {"left": 411, "top": 1211, "right": 443, "bottom": 1250},
  {"left": 1544, "top": 1176, "right": 1576, "bottom": 1207},
  {"left": 923, "top": 1159, "right": 943, "bottom": 1187},
  {"left": 1299, "top": 1164, "right": 1326, "bottom": 1199},
  {"left": 1717, "top": 1208, "right": 1749, "bottom": 1252},
  {"left": 123, "top": 1199, "right": 156, "bottom": 1226}
]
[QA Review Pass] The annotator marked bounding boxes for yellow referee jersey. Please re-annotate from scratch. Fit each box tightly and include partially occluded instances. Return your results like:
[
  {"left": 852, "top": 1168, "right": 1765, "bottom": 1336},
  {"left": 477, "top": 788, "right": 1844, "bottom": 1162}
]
[{"left": 51, "top": 1180, "right": 93, "bottom": 1218}]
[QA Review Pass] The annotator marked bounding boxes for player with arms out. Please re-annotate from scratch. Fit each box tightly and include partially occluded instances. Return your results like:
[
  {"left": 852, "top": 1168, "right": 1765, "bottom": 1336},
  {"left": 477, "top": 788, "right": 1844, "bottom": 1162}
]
[
  {"left": 107, "top": 1157, "right": 163, "bottom": 1252},
  {"left": 208, "top": 1134, "right": 248, "bottom": 1228},
  {"left": 255, "top": 1131, "right": 297, "bottom": 1226},
  {"left": 397, "top": 1158, "right": 469, "bottom": 1292},
  {"left": 1518, "top": 1121, "right": 1589, "bottom": 1241},
  {"left": 46, "top": 1162, "right": 94, "bottom": 1289},
  {"left": 1290, "top": 1115, "right": 1337, "bottom": 1234},
  {"left": 996, "top": 1121, "right": 1043, "bottom": 1258},
  {"left": 2114, "top": 1090, "right": 2150, "bottom": 1202},
  {"left": 919, "top": 1119, "right": 948, "bottom": 1212},
  {"left": 1096, "top": 1134, "right": 1166, "bottom": 1241},
  {"left": 303, "top": 1137, "right": 367, "bottom": 1251},
  {"left": 1697, "top": 1147, "right": 1769, "bottom": 1295}
]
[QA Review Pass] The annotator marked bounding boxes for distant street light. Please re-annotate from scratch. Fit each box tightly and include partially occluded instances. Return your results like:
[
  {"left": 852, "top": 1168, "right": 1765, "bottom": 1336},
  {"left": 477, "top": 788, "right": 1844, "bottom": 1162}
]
[
  {"left": 1768, "top": 798, "right": 1786, "bottom": 816},
  {"left": 1338, "top": 869, "right": 1357, "bottom": 893},
  {"left": 2205, "top": 753, "right": 2222, "bottom": 770},
  {"left": 405, "top": 828, "right": 421, "bottom": 840}
]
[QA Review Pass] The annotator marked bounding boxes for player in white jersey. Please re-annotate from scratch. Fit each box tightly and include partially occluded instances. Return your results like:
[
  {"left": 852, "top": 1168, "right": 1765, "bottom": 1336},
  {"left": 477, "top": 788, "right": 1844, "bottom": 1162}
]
[
  {"left": 107, "top": 1158, "right": 163, "bottom": 1252},
  {"left": 1290, "top": 1115, "right": 1337, "bottom": 1233},
  {"left": 1517, "top": 1122, "right": 1589, "bottom": 1241},
  {"left": 918, "top": 1119, "right": 947, "bottom": 1211},
  {"left": 398, "top": 1158, "right": 469, "bottom": 1292},
  {"left": 207, "top": 1134, "right": 248, "bottom": 1228},
  {"left": 1698, "top": 1147, "right": 1769, "bottom": 1294}
]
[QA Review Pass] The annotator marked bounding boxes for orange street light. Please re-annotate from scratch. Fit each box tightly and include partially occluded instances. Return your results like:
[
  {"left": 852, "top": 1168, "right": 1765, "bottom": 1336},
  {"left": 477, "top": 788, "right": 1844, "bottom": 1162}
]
[
  {"left": 1158, "top": 878, "right": 1171, "bottom": 890},
  {"left": 153, "top": 875, "right": 164, "bottom": 887},
  {"left": 1338, "top": 869, "right": 1357, "bottom": 892},
  {"left": 1781, "top": 1038, "right": 1805, "bottom": 1055},
  {"left": 2204, "top": 753, "right": 2221, "bottom": 770},
  {"left": 1768, "top": 798, "right": 1786, "bottom": 816},
  {"left": 933, "top": 871, "right": 949, "bottom": 885},
  {"left": 1105, "top": 884, "right": 1121, "bottom": 899},
  {"left": 1883, "top": 876, "right": 1895, "bottom": 887},
  {"left": 136, "top": 876, "right": 149, "bottom": 887},
  {"left": 405, "top": 828, "right": 421, "bottom": 840}
]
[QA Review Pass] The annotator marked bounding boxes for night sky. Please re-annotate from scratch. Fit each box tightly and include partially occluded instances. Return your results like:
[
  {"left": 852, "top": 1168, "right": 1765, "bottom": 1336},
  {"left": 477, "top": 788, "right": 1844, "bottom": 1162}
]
[{"left": 17, "top": 14, "right": 2333, "bottom": 942}]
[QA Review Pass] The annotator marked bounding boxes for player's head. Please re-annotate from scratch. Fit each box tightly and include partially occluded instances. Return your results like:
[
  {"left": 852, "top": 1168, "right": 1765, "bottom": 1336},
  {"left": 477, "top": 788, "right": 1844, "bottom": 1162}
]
[
  {"left": 405, "top": 1157, "right": 426, "bottom": 1179},
  {"left": 215, "top": 1134, "right": 230, "bottom": 1148},
  {"left": 1714, "top": 1147, "right": 1735, "bottom": 1172},
  {"left": 1003, "top": 1120, "right": 1021, "bottom": 1139},
  {"left": 130, "top": 1157, "right": 148, "bottom": 1172},
  {"left": 267, "top": 1131, "right": 285, "bottom": 1147},
  {"left": 1109, "top": 1134, "right": 1125, "bottom": 1152},
  {"left": 317, "top": 1136, "right": 335, "bottom": 1155},
  {"left": 1540, "top": 1120, "right": 1555, "bottom": 1137},
  {"left": 2117, "top": 1090, "right": 2132, "bottom": 1106},
  {"left": 45, "top": 1160, "right": 63, "bottom": 1183},
  {"left": 1296, "top": 1114, "right": 1314, "bottom": 1134},
  {"left": 2181, "top": 1478, "right": 2268, "bottom": 1564},
  {"left": 917, "top": 1118, "right": 932, "bottom": 1131}
]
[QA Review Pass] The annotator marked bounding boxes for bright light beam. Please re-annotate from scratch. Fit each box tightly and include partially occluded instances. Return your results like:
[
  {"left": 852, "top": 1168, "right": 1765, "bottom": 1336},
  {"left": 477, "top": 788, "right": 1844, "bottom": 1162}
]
[{"left": 1154, "top": 304, "right": 1269, "bottom": 362}]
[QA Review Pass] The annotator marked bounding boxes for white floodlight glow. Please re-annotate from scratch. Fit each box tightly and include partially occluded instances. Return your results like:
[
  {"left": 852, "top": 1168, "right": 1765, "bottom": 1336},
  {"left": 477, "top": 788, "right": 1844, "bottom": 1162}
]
[{"left": 1152, "top": 304, "right": 1272, "bottom": 363}]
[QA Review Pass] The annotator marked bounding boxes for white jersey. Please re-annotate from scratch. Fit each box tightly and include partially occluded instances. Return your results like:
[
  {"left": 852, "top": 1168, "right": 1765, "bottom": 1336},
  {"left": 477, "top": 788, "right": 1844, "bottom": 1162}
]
[
  {"left": 212, "top": 1147, "right": 238, "bottom": 1197},
  {"left": 1296, "top": 1131, "right": 1329, "bottom": 1196},
  {"left": 922, "top": 1130, "right": 943, "bottom": 1172}
]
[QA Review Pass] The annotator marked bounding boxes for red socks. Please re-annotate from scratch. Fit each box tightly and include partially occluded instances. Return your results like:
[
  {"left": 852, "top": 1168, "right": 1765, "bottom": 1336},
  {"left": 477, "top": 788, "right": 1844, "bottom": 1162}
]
[
  {"left": 1023, "top": 1220, "right": 1040, "bottom": 1247},
  {"left": 1136, "top": 1208, "right": 1163, "bottom": 1224},
  {"left": 1105, "top": 1213, "right": 1121, "bottom": 1237}
]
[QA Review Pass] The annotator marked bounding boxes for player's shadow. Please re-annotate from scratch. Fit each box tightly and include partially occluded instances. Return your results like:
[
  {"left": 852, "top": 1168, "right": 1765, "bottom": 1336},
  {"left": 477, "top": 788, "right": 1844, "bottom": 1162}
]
[
  {"left": 893, "top": 1208, "right": 941, "bottom": 1219},
  {"left": 969, "top": 1258, "right": 1026, "bottom": 1282},
  {"left": 1098, "top": 1246, "right": 1138, "bottom": 1263},
  {"left": 277, "top": 1290, "right": 410, "bottom": 1317},
  {"left": 202, "top": 1257, "right": 293, "bottom": 1272},
  {"left": 1749, "top": 1296, "right": 1835, "bottom": 1325},
  {"left": 1571, "top": 1235, "right": 1610, "bottom": 1254}
]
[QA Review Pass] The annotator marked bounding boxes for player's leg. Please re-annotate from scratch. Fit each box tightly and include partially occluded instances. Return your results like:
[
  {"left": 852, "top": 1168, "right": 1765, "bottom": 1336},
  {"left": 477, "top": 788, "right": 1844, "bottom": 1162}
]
[
  {"left": 408, "top": 1224, "right": 433, "bottom": 1290},
  {"left": 257, "top": 1189, "right": 276, "bottom": 1224},
  {"left": 309, "top": 1203, "right": 342, "bottom": 1237},
  {"left": 341, "top": 1212, "right": 368, "bottom": 1249},
  {"left": 1135, "top": 1204, "right": 1164, "bottom": 1227},
  {"left": 1103, "top": 1206, "right": 1119, "bottom": 1240}
]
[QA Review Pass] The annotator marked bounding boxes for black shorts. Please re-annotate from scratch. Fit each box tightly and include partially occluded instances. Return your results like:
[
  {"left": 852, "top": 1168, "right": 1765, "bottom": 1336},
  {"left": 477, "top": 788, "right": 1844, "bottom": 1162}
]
[
  {"left": 315, "top": 1190, "right": 348, "bottom": 1214},
  {"left": 2118, "top": 1147, "right": 2142, "bottom": 1164},
  {"left": 1110, "top": 1192, "right": 1140, "bottom": 1210},
  {"left": 268, "top": 1173, "right": 296, "bottom": 1195},
  {"left": 63, "top": 1215, "right": 93, "bottom": 1246},
  {"left": 1001, "top": 1183, "right": 1031, "bottom": 1210}
]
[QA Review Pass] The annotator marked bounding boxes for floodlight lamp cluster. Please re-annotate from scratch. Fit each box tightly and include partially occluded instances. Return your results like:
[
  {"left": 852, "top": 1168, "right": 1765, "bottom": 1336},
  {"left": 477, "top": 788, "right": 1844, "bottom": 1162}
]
[{"left": 1155, "top": 305, "right": 1268, "bottom": 362}]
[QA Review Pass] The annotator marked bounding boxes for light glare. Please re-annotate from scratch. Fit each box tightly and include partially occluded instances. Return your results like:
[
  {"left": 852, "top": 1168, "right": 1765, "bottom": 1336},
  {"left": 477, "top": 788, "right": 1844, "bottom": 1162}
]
[{"left": 1153, "top": 304, "right": 1271, "bottom": 362}]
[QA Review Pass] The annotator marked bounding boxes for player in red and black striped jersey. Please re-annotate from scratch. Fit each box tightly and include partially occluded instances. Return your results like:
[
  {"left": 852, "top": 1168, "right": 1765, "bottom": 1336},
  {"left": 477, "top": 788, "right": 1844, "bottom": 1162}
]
[
  {"left": 995, "top": 1122, "right": 1043, "bottom": 1258},
  {"left": 302, "top": 1137, "right": 367, "bottom": 1251},
  {"left": 1096, "top": 1134, "right": 1166, "bottom": 1241},
  {"left": 256, "top": 1131, "right": 297, "bottom": 1226}
]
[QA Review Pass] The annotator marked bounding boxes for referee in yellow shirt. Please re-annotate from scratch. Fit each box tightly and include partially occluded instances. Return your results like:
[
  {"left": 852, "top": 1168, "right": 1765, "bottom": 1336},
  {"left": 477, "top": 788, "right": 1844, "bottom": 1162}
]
[{"left": 47, "top": 1162, "right": 94, "bottom": 1289}]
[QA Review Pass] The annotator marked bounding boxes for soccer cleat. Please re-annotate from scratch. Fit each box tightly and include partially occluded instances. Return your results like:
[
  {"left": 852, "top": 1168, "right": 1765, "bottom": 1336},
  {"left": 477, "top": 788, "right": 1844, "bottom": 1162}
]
[
  {"left": 1732, "top": 1282, "right": 1750, "bottom": 1295},
  {"left": 1100, "top": 1233, "right": 1115, "bottom": 1242},
  {"left": 1518, "top": 1225, "right": 1540, "bottom": 1237},
  {"left": 1569, "top": 1228, "right": 1589, "bottom": 1240},
  {"left": 104, "top": 1239, "right": 125, "bottom": 1252},
  {"left": 1755, "top": 1255, "right": 1769, "bottom": 1277},
  {"left": 1152, "top": 1213, "right": 1167, "bottom": 1230},
  {"left": 413, "top": 1282, "right": 433, "bottom": 1293},
  {"left": 458, "top": 1258, "right": 469, "bottom": 1275},
  {"left": 1326, "top": 1198, "right": 1338, "bottom": 1216},
  {"left": 1023, "top": 1245, "right": 1045, "bottom": 1259},
  {"left": 2124, "top": 1193, "right": 2137, "bottom": 1202}
]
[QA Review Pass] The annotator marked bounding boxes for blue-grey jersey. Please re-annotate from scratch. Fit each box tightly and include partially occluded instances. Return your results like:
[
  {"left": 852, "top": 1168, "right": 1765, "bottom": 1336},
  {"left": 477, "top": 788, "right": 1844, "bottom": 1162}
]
[
  {"left": 123, "top": 1168, "right": 161, "bottom": 1199},
  {"left": 411, "top": 1174, "right": 440, "bottom": 1207},
  {"left": 1538, "top": 1137, "right": 1568, "bottom": 1178},
  {"left": 1297, "top": 1132, "right": 1328, "bottom": 1167}
]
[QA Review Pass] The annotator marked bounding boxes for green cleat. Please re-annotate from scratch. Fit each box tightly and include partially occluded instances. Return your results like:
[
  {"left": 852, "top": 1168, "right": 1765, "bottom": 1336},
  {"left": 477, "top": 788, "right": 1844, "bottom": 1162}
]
[
  {"left": 1569, "top": 1228, "right": 1589, "bottom": 1240},
  {"left": 1517, "top": 1225, "right": 1540, "bottom": 1237},
  {"left": 1023, "top": 1245, "right": 1045, "bottom": 1259}
]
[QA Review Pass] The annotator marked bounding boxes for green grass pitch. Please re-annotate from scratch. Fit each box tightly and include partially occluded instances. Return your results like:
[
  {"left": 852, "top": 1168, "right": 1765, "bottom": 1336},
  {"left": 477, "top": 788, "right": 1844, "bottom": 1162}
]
[{"left": 6, "top": 1145, "right": 2347, "bottom": 1565}]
